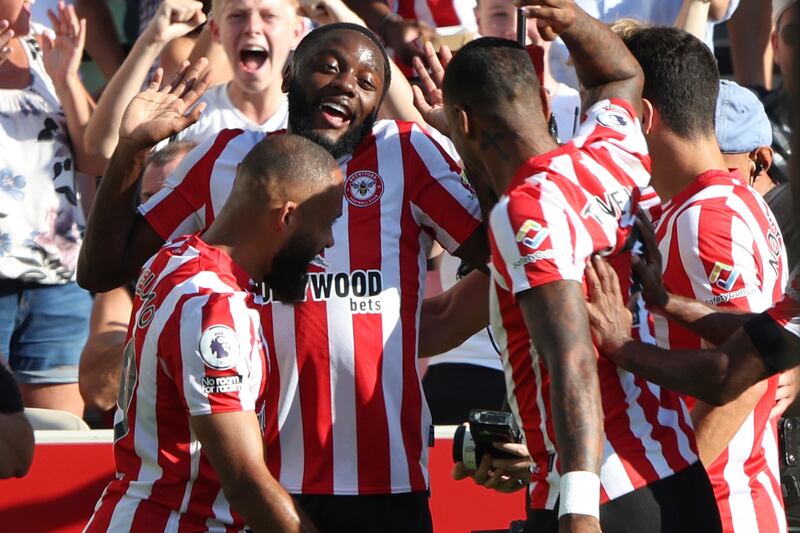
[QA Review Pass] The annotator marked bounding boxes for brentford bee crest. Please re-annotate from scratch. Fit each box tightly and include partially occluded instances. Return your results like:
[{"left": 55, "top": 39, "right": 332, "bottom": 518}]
[{"left": 344, "top": 170, "right": 384, "bottom": 207}]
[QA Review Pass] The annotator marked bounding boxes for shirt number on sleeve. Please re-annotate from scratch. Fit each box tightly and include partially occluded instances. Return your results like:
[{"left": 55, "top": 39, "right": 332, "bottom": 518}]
[{"left": 114, "top": 338, "right": 138, "bottom": 442}]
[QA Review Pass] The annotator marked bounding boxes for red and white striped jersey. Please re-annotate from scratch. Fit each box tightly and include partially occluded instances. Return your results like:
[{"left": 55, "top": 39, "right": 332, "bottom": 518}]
[
  {"left": 768, "top": 269, "right": 800, "bottom": 339},
  {"left": 488, "top": 98, "right": 699, "bottom": 510},
  {"left": 651, "top": 170, "right": 788, "bottom": 532},
  {"left": 139, "top": 120, "right": 482, "bottom": 495},
  {"left": 389, "top": 0, "right": 477, "bottom": 32},
  {"left": 85, "top": 234, "right": 269, "bottom": 533}
]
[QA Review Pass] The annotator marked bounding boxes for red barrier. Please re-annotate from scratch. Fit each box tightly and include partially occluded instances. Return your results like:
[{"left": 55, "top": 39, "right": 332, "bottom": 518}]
[{"left": 0, "top": 431, "right": 525, "bottom": 533}]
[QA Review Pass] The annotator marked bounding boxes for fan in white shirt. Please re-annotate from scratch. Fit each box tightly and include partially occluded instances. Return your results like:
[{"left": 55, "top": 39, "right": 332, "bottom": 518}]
[{"left": 85, "top": 0, "right": 303, "bottom": 161}]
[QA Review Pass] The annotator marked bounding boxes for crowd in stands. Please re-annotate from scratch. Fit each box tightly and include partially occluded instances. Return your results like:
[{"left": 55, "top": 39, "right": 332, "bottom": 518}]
[{"left": 1, "top": 0, "right": 799, "bottom": 531}]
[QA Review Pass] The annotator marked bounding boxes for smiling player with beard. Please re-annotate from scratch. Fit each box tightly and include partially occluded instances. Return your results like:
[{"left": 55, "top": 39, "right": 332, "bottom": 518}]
[
  {"left": 84, "top": 134, "right": 342, "bottom": 533},
  {"left": 79, "top": 23, "right": 487, "bottom": 532}
]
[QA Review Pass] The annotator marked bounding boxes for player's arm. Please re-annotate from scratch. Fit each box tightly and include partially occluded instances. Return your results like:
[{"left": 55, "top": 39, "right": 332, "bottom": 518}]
[
  {"left": 78, "top": 288, "right": 133, "bottom": 411},
  {"left": 418, "top": 269, "right": 489, "bottom": 358},
  {"left": 84, "top": 0, "right": 206, "bottom": 160},
  {"left": 665, "top": 208, "right": 772, "bottom": 465},
  {"left": 191, "top": 411, "right": 314, "bottom": 533},
  {"left": 691, "top": 382, "right": 767, "bottom": 465},
  {"left": 77, "top": 60, "right": 212, "bottom": 293},
  {"left": 452, "top": 228, "right": 490, "bottom": 274},
  {"left": 631, "top": 215, "right": 755, "bottom": 345},
  {"left": 342, "top": 0, "right": 434, "bottom": 66},
  {"left": 520, "top": 0, "right": 643, "bottom": 114},
  {"left": 585, "top": 256, "right": 784, "bottom": 406},
  {"left": 404, "top": 124, "right": 490, "bottom": 272},
  {"left": 519, "top": 280, "right": 603, "bottom": 531}
]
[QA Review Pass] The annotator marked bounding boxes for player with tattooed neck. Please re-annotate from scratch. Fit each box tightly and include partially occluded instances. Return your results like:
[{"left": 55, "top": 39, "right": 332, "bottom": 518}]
[{"left": 440, "top": 1, "right": 720, "bottom": 531}]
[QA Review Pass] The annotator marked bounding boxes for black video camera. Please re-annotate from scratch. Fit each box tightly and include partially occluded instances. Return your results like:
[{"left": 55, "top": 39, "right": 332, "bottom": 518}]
[{"left": 453, "top": 409, "right": 523, "bottom": 470}]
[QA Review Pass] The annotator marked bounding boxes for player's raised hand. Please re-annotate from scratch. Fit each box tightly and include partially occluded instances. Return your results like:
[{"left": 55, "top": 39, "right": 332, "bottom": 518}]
[
  {"left": 118, "top": 58, "right": 213, "bottom": 150},
  {"left": 630, "top": 214, "right": 669, "bottom": 312},
  {"left": 142, "top": 0, "right": 206, "bottom": 45},
  {"left": 514, "top": 0, "right": 578, "bottom": 41},
  {"left": 411, "top": 41, "right": 452, "bottom": 135},
  {"left": 42, "top": 2, "right": 86, "bottom": 83}
]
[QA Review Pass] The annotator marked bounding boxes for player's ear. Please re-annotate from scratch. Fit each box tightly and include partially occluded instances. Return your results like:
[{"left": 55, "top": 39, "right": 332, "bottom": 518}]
[
  {"left": 753, "top": 145, "right": 773, "bottom": 174},
  {"left": 539, "top": 86, "right": 550, "bottom": 122},
  {"left": 278, "top": 201, "right": 298, "bottom": 233},
  {"left": 641, "top": 99, "right": 654, "bottom": 134},
  {"left": 455, "top": 105, "right": 473, "bottom": 139},
  {"left": 210, "top": 18, "right": 221, "bottom": 42}
]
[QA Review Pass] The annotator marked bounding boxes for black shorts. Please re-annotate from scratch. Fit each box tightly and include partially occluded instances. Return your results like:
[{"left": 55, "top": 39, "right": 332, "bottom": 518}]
[
  {"left": 292, "top": 491, "right": 432, "bottom": 533},
  {"left": 422, "top": 362, "right": 507, "bottom": 425},
  {"left": 524, "top": 462, "right": 722, "bottom": 533}
]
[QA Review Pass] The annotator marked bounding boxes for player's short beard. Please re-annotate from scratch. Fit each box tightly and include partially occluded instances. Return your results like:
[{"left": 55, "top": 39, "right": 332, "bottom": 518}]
[
  {"left": 264, "top": 233, "right": 319, "bottom": 304},
  {"left": 287, "top": 79, "right": 378, "bottom": 159}
]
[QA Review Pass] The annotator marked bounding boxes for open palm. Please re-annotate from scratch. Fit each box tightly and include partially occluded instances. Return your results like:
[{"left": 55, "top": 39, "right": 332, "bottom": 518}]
[
  {"left": 119, "top": 59, "right": 213, "bottom": 149},
  {"left": 42, "top": 2, "right": 85, "bottom": 82},
  {"left": 412, "top": 41, "right": 452, "bottom": 135}
]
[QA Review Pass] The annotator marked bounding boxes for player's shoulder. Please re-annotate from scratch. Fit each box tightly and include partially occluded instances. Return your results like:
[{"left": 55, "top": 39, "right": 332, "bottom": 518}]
[
  {"left": 371, "top": 119, "right": 434, "bottom": 144},
  {"left": 149, "top": 237, "right": 243, "bottom": 296},
  {"left": 191, "top": 127, "right": 269, "bottom": 156},
  {"left": 583, "top": 98, "right": 638, "bottom": 121},
  {"left": 681, "top": 175, "right": 762, "bottom": 221},
  {"left": 365, "top": 119, "right": 459, "bottom": 171},
  {"left": 574, "top": 98, "right": 646, "bottom": 150},
  {"left": 213, "top": 127, "right": 270, "bottom": 150}
]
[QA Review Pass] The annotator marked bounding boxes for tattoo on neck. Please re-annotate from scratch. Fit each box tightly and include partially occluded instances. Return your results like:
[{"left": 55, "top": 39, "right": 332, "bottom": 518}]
[{"left": 479, "top": 129, "right": 509, "bottom": 160}]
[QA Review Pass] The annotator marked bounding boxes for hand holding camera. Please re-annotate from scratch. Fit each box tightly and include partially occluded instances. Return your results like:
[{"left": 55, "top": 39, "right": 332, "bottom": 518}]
[{"left": 452, "top": 410, "right": 532, "bottom": 493}]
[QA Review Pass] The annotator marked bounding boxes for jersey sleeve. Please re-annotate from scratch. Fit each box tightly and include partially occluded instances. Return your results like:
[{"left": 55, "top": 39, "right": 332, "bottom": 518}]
[
  {"left": 664, "top": 202, "right": 768, "bottom": 313},
  {"left": 488, "top": 185, "right": 581, "bottom": 297},
  {"left": 574, "top": 98, "right": 651, "bottom": 190},
  {"left": 403, "top": 122, "right": 482, "bottom": 254},
  {"left": 168, "top": 293, "right": 262, "bottom": 417},
  {"left": 767, "top": 271, "right": 800, "bottom": 339},
  {"left": 137, "top": 129, "right": 247, "bottom": 241}
]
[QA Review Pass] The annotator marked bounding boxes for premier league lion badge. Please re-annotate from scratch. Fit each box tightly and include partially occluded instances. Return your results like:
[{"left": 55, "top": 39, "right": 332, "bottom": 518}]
[
  {"left": 345, "top": 170, "right": 384, "bottom": 207},
  {"left": 198, "top": 325, "right": 240, "bottom": 370}
]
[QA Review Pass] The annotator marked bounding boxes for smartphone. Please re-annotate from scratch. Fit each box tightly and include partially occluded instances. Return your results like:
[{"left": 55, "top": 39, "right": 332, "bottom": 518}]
[{"left": 517, "top": 7, "right": 526, "bottom": 45}]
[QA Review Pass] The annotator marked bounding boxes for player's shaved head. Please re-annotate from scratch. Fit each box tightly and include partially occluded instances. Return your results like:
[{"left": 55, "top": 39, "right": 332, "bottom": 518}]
[
  {"left": 443, "top": 37, "right": 544, "bottom": 123},
  {"left": 208, "top": 133, "right": 344, "bottom": 304},
  {"left": 233, "top": 133, "right": 342, "bottom": 205}
]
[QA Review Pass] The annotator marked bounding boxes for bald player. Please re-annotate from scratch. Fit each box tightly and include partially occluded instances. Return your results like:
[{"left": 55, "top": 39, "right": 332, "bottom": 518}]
[{"left": 84, "top": 134, "right": 342, "bottom": 533}]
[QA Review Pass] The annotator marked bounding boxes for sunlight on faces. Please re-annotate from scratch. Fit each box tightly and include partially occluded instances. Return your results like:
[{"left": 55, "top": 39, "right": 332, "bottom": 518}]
[
  {"left": 212, "top": 0, "right": 302, "bottom": 94},
  {"left": 286, "top": 31, "right": 385, "bottom": 157}
]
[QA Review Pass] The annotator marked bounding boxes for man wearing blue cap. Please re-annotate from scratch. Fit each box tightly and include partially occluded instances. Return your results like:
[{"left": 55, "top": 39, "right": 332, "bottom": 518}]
[
  {"left": 716, "top": 79, "right": 800, "bottom": 274},
  {"left": 717, "top": 80, "right": 776, "bottom": 196},
  {"left": 717, "top": 79, "right": 800, "bottom": 529}
]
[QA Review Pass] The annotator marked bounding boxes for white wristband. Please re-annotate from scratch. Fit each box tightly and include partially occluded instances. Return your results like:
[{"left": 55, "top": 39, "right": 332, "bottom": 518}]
[{"left": 558, "top": 471, "right": 601, "bottom": 519}]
